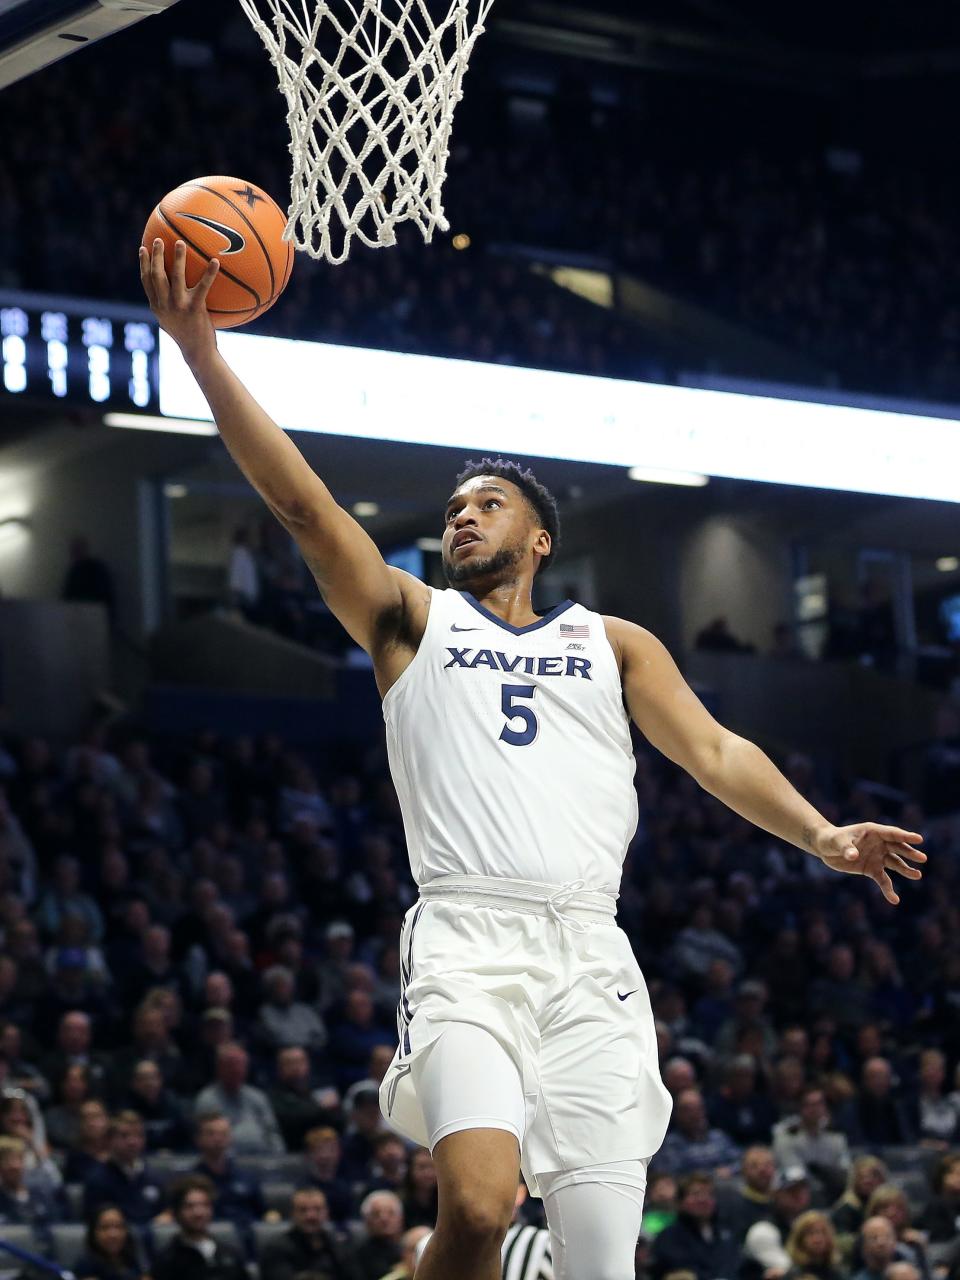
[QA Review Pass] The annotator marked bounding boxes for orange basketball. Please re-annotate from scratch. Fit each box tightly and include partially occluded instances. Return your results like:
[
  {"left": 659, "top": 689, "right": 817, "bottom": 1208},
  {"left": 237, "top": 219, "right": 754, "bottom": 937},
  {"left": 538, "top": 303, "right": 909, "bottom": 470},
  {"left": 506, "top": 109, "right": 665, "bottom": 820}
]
[{"left": 142, "top": 176, "right": 293, "bottom": 329}]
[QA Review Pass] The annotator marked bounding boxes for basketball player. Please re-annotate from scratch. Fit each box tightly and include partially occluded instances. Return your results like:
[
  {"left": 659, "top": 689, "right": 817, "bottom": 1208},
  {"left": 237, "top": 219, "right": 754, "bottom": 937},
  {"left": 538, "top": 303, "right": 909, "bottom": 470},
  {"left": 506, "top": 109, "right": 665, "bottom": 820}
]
[{"left": 141, "top": 241, "right": 927, "bottom": 1280}]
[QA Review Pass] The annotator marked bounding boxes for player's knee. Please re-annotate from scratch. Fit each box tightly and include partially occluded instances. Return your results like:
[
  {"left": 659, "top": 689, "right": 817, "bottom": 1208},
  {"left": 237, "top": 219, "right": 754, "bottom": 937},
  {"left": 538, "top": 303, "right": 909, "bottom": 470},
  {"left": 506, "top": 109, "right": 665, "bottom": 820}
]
[{"left": 441, "top": 1187, "right": 513, "bottom": 1248}]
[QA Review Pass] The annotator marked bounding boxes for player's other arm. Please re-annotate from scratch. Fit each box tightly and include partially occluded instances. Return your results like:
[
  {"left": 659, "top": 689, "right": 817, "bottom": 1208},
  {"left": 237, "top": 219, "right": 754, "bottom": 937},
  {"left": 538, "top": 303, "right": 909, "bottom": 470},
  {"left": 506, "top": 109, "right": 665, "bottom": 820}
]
[
  {"left": 604, "top": 616, "right": 925, "bottom": 904},
  {"left": 141, "top": 240, "right": 420, "bottom": 657}
]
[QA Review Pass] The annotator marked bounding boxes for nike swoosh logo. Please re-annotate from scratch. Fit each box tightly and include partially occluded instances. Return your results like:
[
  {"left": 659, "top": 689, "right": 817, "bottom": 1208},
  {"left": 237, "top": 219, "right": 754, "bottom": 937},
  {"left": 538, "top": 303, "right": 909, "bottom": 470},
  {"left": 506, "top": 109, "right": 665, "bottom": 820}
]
[
  {"left": 180, "top": 213, "right": 246, "bottom": 255},
  {"left": 450, "top": 625, "right": 482, "bottom": 632},
  {"left": 617, "top": 989, "right": 639, "bottom": 1001}
]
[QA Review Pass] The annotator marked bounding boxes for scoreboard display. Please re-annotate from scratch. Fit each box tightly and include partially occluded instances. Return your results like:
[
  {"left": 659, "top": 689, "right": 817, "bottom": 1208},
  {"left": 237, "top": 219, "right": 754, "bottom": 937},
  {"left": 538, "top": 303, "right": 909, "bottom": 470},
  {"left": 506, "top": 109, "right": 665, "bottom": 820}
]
[{"left": 0, "top": 293, "right": 161, "bottom": 413}]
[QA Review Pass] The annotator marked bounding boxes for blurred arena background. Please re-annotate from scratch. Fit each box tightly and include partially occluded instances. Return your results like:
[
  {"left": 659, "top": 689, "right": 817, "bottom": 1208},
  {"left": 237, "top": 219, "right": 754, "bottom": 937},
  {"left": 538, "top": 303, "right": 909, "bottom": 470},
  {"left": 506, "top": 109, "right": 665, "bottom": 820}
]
[{"left": 0, "top": 2, "right": 960, "bottom": 1278}]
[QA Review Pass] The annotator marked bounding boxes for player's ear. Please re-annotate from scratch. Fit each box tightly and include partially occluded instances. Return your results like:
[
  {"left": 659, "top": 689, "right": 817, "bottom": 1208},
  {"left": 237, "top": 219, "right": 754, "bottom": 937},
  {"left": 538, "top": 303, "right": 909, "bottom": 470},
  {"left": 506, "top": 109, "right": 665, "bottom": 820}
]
[{"left": 533, "top": 528, "right": 551, "bottom": 560}]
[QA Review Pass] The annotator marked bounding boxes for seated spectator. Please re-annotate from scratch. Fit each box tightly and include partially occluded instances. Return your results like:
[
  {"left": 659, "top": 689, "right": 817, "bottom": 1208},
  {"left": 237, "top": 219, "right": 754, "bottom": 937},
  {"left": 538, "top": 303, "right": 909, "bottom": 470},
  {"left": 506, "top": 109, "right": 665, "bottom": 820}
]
[
  {"left": 124, "top": 1061, "right": 189, "bottom": 1152},
  {"left": 111, "top": 1003, "right": 187, "bottom": 1099},
  {"left": 723, "top": 1145, "right": 776, "bottom": 1240},
  {"left": 258, "top": 1186, "right": 360, "bottom": 1280},
  {"left": 770, "top": 1057, "right": 809, "bottom": 1121},
  {"left": 328, "top": 991, "right": 392, "bottom": 1091},
  {"left": 73, "top": 1205, "right": 145, "bottom": 1280},
  {"left": 708, "top": 1054, "right": 778, "bottom": 1146},
  {"left": 0, "top": 1024, "right": 49, "bottom": 1103},
  {"left": 352, "top": 1190, "right": 404, "bottom": 1280},
  {"left": 401, "top": 1148, "right": 437, "bottom": 1230},
  {"left": 831, "top": 1156, "right": 890, "bottom": 1247},
  {"left": 360, "top": 1134, "right": 407, "bottom": 1200},
  {"left": 784, "top": 1210, "right": 846, "bottom": 1280},
  {"left": 852, "top": 1216, "right": 898, "bottom": 1280},
  {"left": 906, "top": 1049, "right": 959, "bottom": 1149},
  {"left": 302, "top": 1126, "right": 357, "bottom": 1225},
  {"left": 0, "top": 1091, "right": 61, "bottom": 1193},
  {"left": 83, "top": 1111, "right": 164, "bottom": 1226},
  {"left": 773, "top": 1086, "right": 852, "bottom": 1201},
  {"left": 191, "top": 1112, "right": 266, "bottom": 1234},
  {"left": 742, "top": 1167, "right": 812, "bottom": 1280},
  {"left": 650, "top": 1172, "right": 742, "bottom": 1280},
  {"left": 257, "top": 965, "right": 327, "bottom": 1053},
  {"left": 662, "top": 1057, "right": 699, "bottom": 1101},
  {"left": 118, "top": 925, "right": 179, "bottom": 1008},
  {"left": 268, "top": 1046, "right": 338, "bottom": 1150},
  {"left": 37, "top": 855, "right": 104, "bottom": 943},
  {"left": 919, "top": 1151, "right": 960, "bottom": 1242},
  {"left": 41, "top": 1010, "right": 109, "bottom": 1098},
  {"left": 152, "top": 1176, "right": 247, "bottom": 1280},
  {"left": 668, "top": 905, "right": 743, "bottom": 983},
  {"left": 849, "top": 1059, "right": 915, "bottom": 1147},
  {"left": 690, "top": 958, "right": 738, "bottom": 1042},
  {"left": 640, "top": 1171, "right": 678, "bottom": 1240},
  {"left": 43, "top": 1062, "right": 93, "bottom": 1150},
  {"left": 713, "top": 981, "right": 778, "bottom": 1062},
  {"left": 194, "top": 1042, "right": 285, "bottom": 1154},
  {"left": 862, "top": 1187, "right": 931, "bottom": 1279},
  {"left": 809, "top": 944, "right": 871, "bottom": 1034},
  {"left": 380, "top": 1226, "right": 434, "bottom": 1280},
  {"left": 339, "top": 1084, "right": 387, "bottom": 1184},
  {"left": 0, "top": 1135, "right": 61, "bottom": 1245},
  {"left": 64, "top": 1099, "right": 112, "bottom": 1183},
  {"left": 655, "top": 1088, "right": 741, "bottom": 1176},
  {"left": 315, "top": 921, "right": 356, "bottom": 1014}
]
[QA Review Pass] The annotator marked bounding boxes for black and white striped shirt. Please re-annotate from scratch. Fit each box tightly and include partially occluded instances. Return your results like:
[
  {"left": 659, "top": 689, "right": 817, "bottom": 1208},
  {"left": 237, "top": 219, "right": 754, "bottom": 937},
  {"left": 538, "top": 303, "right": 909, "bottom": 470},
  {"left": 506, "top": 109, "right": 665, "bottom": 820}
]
[{"left": 502, "top": 1223, "right": 553, "bottom": 1280}]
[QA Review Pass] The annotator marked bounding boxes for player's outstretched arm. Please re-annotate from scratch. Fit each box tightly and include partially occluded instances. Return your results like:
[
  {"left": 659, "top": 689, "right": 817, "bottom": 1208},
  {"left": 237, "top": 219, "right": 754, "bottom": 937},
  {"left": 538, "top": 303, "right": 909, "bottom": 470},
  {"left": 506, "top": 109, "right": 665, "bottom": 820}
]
[
  {"left": 140, "top": 239, "right": 422, "bottom": 658},
  {"left": 605, "top": 615, "right": 926, "bottom": 905}
]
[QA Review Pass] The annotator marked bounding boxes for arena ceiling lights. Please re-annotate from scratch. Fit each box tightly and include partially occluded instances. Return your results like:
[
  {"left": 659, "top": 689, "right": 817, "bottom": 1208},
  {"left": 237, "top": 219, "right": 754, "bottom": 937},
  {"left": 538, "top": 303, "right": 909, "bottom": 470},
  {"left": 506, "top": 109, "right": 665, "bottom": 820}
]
[{"left": 158, "top": 332, "right": 960, "bottom": 505}]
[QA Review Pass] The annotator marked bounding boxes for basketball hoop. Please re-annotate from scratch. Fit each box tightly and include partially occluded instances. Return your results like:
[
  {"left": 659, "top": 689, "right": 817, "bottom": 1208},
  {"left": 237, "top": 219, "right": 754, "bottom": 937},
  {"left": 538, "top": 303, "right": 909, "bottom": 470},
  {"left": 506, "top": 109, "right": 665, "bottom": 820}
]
[{"left": 236, "top": 0, "right": 495, "bottom": 265}]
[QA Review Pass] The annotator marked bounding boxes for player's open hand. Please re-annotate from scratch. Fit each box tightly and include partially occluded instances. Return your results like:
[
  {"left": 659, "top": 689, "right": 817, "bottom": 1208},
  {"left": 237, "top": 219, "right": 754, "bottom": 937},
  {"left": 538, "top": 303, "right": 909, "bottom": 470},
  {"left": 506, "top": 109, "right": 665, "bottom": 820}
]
[
  {"left": 813, "top": 822, "right": 926, "bottom": 904},
  {"left": 139, "top": 238, "right": 219, "bottom": 363}
]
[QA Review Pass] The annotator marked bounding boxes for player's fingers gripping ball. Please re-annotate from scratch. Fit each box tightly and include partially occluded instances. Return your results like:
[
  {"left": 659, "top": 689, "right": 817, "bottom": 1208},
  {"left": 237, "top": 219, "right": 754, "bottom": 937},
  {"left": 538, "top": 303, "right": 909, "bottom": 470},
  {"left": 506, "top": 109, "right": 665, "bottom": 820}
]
[{"left": 142, "top": 176, "right": 293, "bottom": 329}]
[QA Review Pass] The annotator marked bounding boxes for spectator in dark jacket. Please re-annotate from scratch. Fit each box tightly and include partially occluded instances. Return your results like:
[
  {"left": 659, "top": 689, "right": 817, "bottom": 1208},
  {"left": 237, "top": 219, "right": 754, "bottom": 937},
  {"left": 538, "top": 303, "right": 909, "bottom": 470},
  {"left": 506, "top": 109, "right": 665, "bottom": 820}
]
[
  {"left": 64, "top": 1099, "right": 111, "bottom": 1184},
  {"left": 650, "top": 1172, "right": 742, "bottom": 1280},
  {"left": 83, "top": 1112, "right": 165, "bottom": 1225},
  {"left": 258, "top": 1187, "right": 361, "bottom": 1280},
  {"left": 124, "top": 1061, "right": 189, "bottom": 1151},
  {"left": 73, "top": 1205, "right": 145, "bottom": 1280},
  {"left": 919, "top": 1152, "right": 960, "bottom": 1242},
  {"left": 191, "top": 1112, "right": 266, "bottom": 1233},
  {"left": 849, "top": 1059, "right": 915, "bottom": 1147},
  {"left": 153, "top": 1176, "right": 247, "bottom": 1280},
  {"left": 268, "top": 1046, "right": 338, "bottom": 1150},
  {"left": 353, "top": 1191, "right": 404, "bottom": 1280},
  {"left": 724, "top": 1145, "right": 776, "bottom": 1240},
  {"left": 707, "top": 1054, "right": 778, "bottom": 1146},
  {"left": 302, "top": 1127, "right": 357, "bottom": 1225}
]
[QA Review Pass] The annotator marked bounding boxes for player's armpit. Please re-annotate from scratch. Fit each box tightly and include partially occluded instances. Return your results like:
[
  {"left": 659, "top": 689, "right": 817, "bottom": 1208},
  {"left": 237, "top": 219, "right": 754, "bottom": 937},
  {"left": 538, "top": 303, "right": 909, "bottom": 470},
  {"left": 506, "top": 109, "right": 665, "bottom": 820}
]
[
  {"left": 288, "top": 503, "right": 428, "bottom": 659},
  {"left": 603, "top": 615, "right": 732, "bottom": 783}
]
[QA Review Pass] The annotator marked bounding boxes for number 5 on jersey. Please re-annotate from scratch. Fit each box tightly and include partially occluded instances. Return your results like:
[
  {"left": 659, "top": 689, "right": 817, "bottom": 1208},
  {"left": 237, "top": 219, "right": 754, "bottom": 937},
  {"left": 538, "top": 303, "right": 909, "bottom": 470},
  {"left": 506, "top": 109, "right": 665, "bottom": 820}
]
[{"left": 499, "top": 684, "right": 539, "bottom": 747}]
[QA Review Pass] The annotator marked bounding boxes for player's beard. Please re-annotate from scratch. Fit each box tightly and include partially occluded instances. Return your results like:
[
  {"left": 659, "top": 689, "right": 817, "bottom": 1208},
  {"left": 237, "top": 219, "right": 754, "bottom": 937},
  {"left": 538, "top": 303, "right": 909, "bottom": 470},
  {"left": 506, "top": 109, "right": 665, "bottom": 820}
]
[{"left": 442, "top": 538, "right": 524, "bottom": 587}]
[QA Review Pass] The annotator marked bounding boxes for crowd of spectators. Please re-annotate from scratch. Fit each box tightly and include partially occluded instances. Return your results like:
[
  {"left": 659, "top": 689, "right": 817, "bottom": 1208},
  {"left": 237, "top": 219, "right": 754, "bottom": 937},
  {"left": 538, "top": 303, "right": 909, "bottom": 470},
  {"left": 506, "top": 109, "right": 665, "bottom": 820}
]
[
  {"left": 0, "top": 709, "right": 957, "bottom": 1279},
  {"left": 3, "top": 5, "right": 960, "bottom": 399}
]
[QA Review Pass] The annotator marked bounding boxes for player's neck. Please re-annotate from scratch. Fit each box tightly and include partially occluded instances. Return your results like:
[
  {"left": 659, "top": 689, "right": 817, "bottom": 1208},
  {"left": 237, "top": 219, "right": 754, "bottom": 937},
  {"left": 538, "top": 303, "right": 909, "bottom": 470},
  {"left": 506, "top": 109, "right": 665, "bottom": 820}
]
[{"left": 467, "top": 578, "right": 540, "bottom": 628}]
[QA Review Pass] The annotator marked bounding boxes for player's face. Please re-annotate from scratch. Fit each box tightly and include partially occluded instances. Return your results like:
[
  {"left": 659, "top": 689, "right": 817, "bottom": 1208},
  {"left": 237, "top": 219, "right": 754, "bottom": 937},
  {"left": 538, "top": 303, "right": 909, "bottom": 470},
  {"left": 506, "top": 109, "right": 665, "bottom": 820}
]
[{"left": 441, "top": 477, "right": 544, "bottom": 587}]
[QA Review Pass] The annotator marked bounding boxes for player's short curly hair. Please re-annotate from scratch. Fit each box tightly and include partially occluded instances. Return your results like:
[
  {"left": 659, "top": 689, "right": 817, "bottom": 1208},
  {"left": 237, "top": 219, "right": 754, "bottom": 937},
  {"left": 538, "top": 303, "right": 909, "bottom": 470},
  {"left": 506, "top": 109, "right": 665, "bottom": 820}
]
[{"left": 454, "top": 457, "right": 560, "bottom": 575}]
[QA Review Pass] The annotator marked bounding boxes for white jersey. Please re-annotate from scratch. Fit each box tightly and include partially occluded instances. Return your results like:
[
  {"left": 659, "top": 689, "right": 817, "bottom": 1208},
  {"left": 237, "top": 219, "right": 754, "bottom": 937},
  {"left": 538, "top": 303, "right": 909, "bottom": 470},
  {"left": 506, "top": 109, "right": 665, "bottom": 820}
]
[{"left": 383, "top": 588, "right": 638, "bottom": 894}]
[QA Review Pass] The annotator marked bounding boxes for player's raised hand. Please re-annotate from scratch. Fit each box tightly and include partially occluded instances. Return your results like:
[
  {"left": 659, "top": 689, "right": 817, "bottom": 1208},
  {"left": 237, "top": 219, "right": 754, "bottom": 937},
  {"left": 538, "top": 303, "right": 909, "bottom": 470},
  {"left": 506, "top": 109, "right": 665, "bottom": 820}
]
[
  {"left": 813, "top": 822, "right": 926, "bottom": 904},
  {"left": 139, "top": 238, "right": 219, "bottom": 362}
]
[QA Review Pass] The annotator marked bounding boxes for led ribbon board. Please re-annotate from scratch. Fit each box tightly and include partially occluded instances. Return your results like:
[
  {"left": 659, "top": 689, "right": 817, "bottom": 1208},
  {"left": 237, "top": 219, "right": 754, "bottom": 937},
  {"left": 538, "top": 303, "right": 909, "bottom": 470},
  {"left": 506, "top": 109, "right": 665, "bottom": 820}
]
[{"left": 159, "top": 331, "right": 960, "bottom": 504}]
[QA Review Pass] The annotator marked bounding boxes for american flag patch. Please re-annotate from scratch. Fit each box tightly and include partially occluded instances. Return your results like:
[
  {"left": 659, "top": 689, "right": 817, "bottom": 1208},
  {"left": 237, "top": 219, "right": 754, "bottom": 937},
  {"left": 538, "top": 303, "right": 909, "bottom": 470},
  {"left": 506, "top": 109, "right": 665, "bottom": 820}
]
[{"left": 560, "top": 622, "right": 590, "bottom": 638}]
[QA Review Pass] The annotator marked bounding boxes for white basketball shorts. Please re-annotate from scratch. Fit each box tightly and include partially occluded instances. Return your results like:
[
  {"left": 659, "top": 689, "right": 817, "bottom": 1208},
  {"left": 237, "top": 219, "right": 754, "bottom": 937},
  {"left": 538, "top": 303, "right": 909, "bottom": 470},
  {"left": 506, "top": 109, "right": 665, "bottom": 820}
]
[{"left": 379, "top": 875, "right": 673, "bottom": 1197}]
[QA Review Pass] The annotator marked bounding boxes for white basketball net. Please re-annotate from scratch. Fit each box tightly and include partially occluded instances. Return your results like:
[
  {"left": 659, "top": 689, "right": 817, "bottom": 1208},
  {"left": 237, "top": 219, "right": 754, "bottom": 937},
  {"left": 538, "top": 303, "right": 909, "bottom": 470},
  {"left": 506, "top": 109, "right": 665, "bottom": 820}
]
[{"left": 237, "top": 0, "right": 495, "bottom": 265}]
